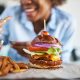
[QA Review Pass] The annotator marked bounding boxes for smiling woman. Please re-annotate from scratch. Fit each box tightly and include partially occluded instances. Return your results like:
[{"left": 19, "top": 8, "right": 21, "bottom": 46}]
[{"left": 0, "top": 0, "right": 75, "bottom": 63}]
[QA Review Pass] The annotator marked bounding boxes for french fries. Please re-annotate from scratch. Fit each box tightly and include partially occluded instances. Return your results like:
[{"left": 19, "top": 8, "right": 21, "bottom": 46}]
[
  {"left": 1, "top": 57, "right": 9, "bottom": 70},
  {"left": 12, "top": 69, "right": 27, "bottom": 73},
  {"left": 17, "top": 63, "right": 28, "bottom": 69},
  {"left": 0, "top": 16, "right": 12, "bottom": 28},
  {"left": 0, "top": 56, "right": 28, "bottom": 76},
  {"left": 8, "top": 57, "right": 20, "bottom": 70},
  {"left": 0, "top": 60, "right": 2, "bottom": 69},
  {"left": 9, "top": 67, "right": 14, "bottom": 72},
  {"left": 1, "top": 64, "right": 13, "bottom": 76}
]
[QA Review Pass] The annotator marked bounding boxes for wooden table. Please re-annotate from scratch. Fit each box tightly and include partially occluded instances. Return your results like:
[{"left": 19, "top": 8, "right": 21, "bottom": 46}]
[{"left": 0, "top": 63, "right": 80, "bottom": 80}]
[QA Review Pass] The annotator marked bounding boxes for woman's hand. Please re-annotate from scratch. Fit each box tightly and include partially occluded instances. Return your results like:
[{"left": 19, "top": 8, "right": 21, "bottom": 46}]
[{"left": 11, "top": 42, "right": 31, "bottom": 59}]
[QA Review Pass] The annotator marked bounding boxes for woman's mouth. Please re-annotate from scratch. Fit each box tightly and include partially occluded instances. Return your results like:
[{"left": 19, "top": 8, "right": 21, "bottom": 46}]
[
  {"left": 23, "top": 4, "right": 39, "bottom": 21},
  {"left": 24, "top": 7, "right": 37, "bottom": 17},
  {"left": 25, "top": 8, "right": 35, "bottom": 13}
]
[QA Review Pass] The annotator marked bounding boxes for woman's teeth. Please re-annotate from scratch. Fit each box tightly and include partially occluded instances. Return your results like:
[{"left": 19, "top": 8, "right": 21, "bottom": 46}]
[{"left": 25, "top": 8, "right": 35, "bottom": 13}]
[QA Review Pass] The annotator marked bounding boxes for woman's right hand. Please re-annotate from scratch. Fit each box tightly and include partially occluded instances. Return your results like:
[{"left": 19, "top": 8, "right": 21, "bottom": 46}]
[{"left": 11, "top": 42, "right": 31, "bottom": 59}]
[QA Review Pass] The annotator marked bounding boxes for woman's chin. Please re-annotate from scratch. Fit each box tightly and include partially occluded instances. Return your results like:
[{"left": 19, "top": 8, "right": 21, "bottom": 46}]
[{"left": 27, "top": 17, "right": 38, "bottom": 22}]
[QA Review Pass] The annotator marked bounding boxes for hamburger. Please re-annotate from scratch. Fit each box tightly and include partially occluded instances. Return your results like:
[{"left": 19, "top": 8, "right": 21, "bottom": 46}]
[{"left": 27, "top": 31, "right": 62, "bottom": 69}]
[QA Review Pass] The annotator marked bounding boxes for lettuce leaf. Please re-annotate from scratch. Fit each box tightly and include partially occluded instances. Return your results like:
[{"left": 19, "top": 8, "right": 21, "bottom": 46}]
[
  {"left": 47, "top": 47, "right": 61, "bottom": 55},
  {"left": 56, "top": 48, "right": 62, "bottom": 53},
  {"left": 31, "top": 47, "right": 62, "bottom": 56}
]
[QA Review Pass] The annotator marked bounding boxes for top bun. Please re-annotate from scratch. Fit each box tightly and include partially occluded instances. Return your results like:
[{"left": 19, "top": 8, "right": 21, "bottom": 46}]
[{"left": 31, "top": 31, "right": 61, "bottom": 45}]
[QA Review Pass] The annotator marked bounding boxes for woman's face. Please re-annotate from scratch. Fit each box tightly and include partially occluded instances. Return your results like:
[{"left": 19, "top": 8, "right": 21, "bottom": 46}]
[{"left": 20, "top": 0, "right": 52, "bottom": 22}]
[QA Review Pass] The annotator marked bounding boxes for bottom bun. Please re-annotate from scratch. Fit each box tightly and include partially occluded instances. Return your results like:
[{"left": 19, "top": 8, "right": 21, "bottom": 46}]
[
  {"left": 29, "top": 59, "right": 62, "bottom": 69},
  {"left": 29, "top": 62, "right": 62, "bottom": 69}
]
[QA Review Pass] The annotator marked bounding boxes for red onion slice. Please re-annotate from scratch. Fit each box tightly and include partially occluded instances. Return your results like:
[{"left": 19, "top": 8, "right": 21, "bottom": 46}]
[{"left": 34, "top": 43, "right": 61, "bottom": 48}]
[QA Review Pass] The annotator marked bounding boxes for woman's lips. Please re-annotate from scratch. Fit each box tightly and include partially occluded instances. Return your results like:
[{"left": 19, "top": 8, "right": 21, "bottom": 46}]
[
  {"left": 25, "top": 8, "right": 35, "bottom": 13},
  {"left": 25, "top": 8, "right": 36, "bottom": 16}
]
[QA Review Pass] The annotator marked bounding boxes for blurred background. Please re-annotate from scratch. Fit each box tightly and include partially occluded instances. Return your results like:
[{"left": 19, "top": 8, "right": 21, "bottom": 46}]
[{"left": 0, "top": 0, "right": 80, "bottom": 62}]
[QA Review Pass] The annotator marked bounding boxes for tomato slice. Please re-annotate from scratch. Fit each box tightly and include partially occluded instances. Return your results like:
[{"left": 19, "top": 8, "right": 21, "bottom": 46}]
[{"left": 28, "top": 45, "right": 48, "bottom": 52}]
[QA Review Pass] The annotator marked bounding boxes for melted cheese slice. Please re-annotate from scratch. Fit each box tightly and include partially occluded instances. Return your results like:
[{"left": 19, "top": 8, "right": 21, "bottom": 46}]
[{"left": 51, "top": 55, "right": 60, "bottom": 61}]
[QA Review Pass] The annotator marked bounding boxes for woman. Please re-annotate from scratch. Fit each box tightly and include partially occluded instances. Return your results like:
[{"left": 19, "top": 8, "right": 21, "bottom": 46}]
[{"left": 0, "top": 0, "right": 75, "bottom": 63}]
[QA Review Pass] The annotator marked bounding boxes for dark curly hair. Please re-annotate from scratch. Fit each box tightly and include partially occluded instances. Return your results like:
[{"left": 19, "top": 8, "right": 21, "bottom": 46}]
[{"left": 51, "top": 0, "right": 66, "bottom": 7}]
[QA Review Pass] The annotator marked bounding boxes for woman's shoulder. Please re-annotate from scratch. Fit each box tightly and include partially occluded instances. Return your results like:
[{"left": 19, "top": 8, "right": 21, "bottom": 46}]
[
  {"left": 54, "top": 8, "right": 76, "bottom": 31},
  {"left": 53, "top": 7, "right": 73, "bottom": 22}
]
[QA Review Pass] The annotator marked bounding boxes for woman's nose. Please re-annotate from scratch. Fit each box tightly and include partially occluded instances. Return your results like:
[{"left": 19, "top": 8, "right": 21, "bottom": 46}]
[
  {"left": 21, "top": 0, "right": 33, "bottom": 4},
  {"left": 26, "top": 0, "right": 33, "bottom": 4}
]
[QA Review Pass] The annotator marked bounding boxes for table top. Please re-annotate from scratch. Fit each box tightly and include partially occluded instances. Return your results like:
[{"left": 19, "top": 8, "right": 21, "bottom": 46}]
[{"left": 0, "top": 63, "right": 80, "bottom": 80}]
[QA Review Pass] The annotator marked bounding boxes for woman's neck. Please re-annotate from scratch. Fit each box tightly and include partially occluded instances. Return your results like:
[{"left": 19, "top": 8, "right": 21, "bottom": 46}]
[
  {"left": 33, "top": 20, "right": 44, "bottom": 34},
  {"left": 33, "top": 12, "right": 51, "bottom": 34}
]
